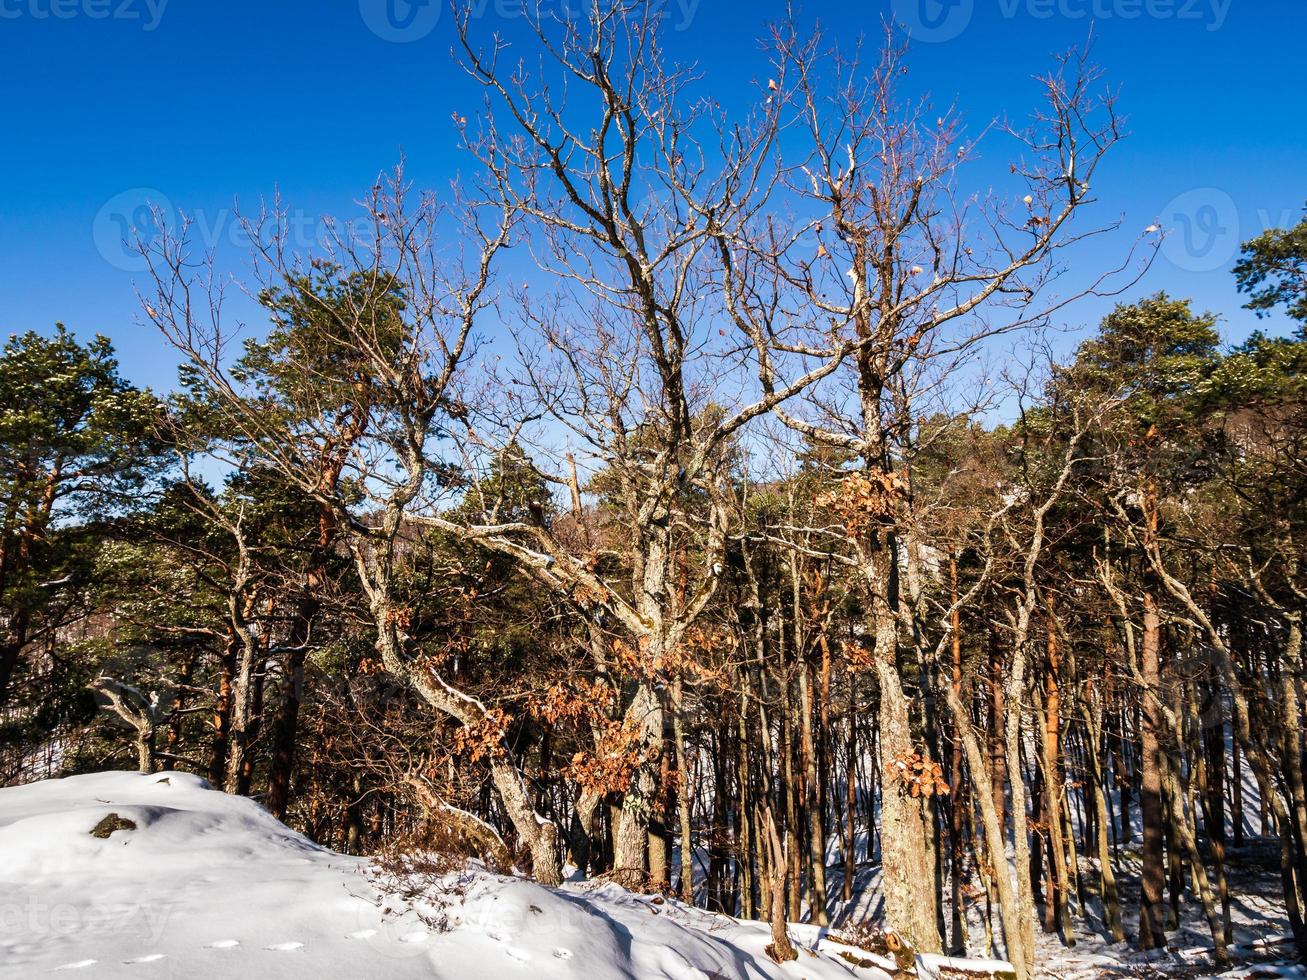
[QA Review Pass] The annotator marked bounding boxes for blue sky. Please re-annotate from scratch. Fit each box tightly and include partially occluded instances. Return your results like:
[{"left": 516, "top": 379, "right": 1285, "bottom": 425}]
[{"left": 0, "top": 0, "right": 1303, "bottom": 394}]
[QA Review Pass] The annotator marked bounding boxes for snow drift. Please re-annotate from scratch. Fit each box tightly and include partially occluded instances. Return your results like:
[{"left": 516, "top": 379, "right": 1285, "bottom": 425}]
[{"left": 0, "top": 770, "right": 932, "bottom": 978}]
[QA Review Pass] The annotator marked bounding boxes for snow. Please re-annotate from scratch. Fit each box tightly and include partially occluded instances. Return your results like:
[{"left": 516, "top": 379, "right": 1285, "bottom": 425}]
[
  {"left": 815, "top": 822, "right": 1296, "bottom": 978},
  {"left": 10, "top": 770, "right": 1291, "bottom": 978},
  {"left": 0, "top": 770, "right": 910, "bottom": 978}
]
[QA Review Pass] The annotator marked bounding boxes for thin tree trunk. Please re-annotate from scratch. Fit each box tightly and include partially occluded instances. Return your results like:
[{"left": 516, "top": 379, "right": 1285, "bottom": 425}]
[
  {"left": 209, "top": 631, "right": 237, "bottom": 786},
  {"left": 798, "top": 654, "right": 829, "bottom": 925},
  {"left": 266, "top": 520, "right": 330, "bottom": 820},
  {"left": 738, "top": 696, "right": 757, "bottom": 920},
  {"left": 780, "top": 683, "right": 801, "bottom": 922},
  {"left": 843, "top": 673, "right": 858, "bottom": 903},
  {"left": 1080, "top": 699, "right": 1124, "bottom": 943},
  {"left": 1160, "top": 752, "right": 1229, "bottom": 964},
  {"left": 1138, "top": 586, "right": 1168, "bottom": 950},
  {"left": 989, "top": 624, "right": 1008, "bottom": 835},
  {"left": 672, "top": 679, "right": 695, "bottom": 904},
  {"left": 944, "top": 681, "right": 1030, "bottom": 980},
  {"left": 948, "top": 554, "right": 966, "bottom": 955},
  {"left": 1039, "top": 605, "right": 1074, "bottom": 944},
  {"left": 763, "top": 805, "right": 797, "bottom": 962},
  {"left": 1231, "top": 735, "right": 1244, "bottom": 847}
]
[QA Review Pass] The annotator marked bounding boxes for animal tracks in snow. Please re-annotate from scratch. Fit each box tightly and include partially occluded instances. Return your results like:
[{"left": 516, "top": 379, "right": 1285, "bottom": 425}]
[
  {"left": 478, "top": 914, "right": 577, "bottom": 967},
  {"left": 201, "top": 940, "right": 303, "bottom": 956},
  {"left": 205, "top": 937, "right": 304, "bottom": 952}
]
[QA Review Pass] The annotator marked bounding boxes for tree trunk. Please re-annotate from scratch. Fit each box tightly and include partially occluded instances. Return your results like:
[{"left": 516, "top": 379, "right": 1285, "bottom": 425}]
[
  {"left": 264, "top": 639, "right": 306, "bottom": 820},
  {"left": 780, "top": 684, "right": 802, "bottom": 922},
  {"left": 989, "top": 624, "right": 1008, "bottom": 835},
  {"left": 224, "top": 594, "right": 260, "bottom": 796},
  {"left": 611, "top": 680, "right": 663, "bottom": 889},
  {"left": 1004, "top": 675, "right": 1037, "bottom": 972},
  {"left": 874, "top": 602, "right": 942, "bottom": 952},
  {"left": 944, "top": 681, "right": 1030, "bottom": 980},
  {"left": 1160, "top": 752, "right": 1229, "bottom": 964},
  {"left": 672, "top": 681, "right": 696, "bottom": 904},
  {"left": 489, "top": 757, "right": 562, "bottom": 885},
  {"left": 738, "top": 696, "right": 758, "bottom": 919},
  {"left": 367, "top": 573, "right": 563, "bottom": 886},
  {"left": 798, "top": 655, "right": 829, "bottom": 925},
  {"left": 1038, "top": 611, "right": 1074, "bottom": 944},
  {"left": 135, "top": 729, "right": 154, "bottom": 774},
  {"left": 948, "top": 555, "right": 967, "bottom": 955},
  {"left": 843, "top": 675, "right": 859, "bottom": 903},
  {"left": 209, "top": 633, "right": 237, "bottom": 786},
  {"left": 568, "top": 787, "right": 601, "bottom": 876},
  {"left": 1080, "top": 699, "right": 1124, "bottom": 943},
  {"left": 1138, "top": 587, "right": 1168, "bottom": 950},
  {"left": 763, "top": 805, "right": 798, "bottom": 963}
]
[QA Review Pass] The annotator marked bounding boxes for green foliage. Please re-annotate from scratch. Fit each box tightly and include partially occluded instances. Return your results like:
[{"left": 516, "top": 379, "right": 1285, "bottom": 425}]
[
  {"left": 1211, "top": 331, "right": 1307, "bottom": 405},
  {"left": 174, "top": 263, "right": 410, "bottom": 489},
  {"left": 235, "top": 263, "right": 407, "bottom": 412},
  {"left": 0, "top": 326, "right": 167, "bottom": 713},
  {"left": 1233, "top": 207, "right": 1307, "bottom": 328},
  {"left": 450, "top": 443, "right": 552, "bottom": 526},
  {"left": 0, "top": 325, "right": 165, "bottom": 520},
  {"left": 1063, "top": 293, "right": 1220, "bottom": 434}
]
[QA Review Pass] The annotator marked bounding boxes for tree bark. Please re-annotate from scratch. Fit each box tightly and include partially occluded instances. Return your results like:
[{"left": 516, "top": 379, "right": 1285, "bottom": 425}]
[
  {"left": 672, "top": 679, "right": 696, "bottom": 904},
  {"left": 1080, "top": 698, "right": 1124, "bottom": 943},
  {"left": 798, "top": 654, "right": 830, "bottom": 925},
  {"left": 763, "top": 804, "right": 798, "bottom": 963},
  {"left": 611, "top": 680, "right": 663, "bottom": 889},
  {"left": 873, "top": 592, "right": 942, "bottom": 952},
  {"left": 1137, "top": 586, "right": 1168, "bottom": 950}
]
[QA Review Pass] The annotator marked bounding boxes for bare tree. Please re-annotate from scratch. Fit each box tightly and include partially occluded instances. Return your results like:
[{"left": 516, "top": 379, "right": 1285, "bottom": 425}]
[
  {"left": 718, "top": 20, "right": 1133, "bottom": 950},
  {"left": 449, "top": 0, "right": 849, "bottom": 886}
]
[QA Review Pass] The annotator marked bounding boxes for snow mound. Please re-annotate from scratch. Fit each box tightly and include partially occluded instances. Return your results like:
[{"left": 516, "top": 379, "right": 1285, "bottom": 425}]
[
  {"left": 0, "top": 771, "right": 323, "bottom": 880},
  {"left": 0, "top": 771, "right": 901, "bottom": 978}
]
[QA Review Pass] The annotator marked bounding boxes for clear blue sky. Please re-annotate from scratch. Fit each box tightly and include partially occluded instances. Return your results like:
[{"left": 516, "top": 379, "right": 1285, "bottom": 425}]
[{"left": 0, "top": 0, "right": 1303, "bottom": 393}]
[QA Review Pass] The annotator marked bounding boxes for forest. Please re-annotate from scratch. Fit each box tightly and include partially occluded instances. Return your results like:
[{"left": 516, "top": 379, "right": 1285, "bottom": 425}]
[{"left": 2, "top": 5, "right": 1305, "bottom": 978}]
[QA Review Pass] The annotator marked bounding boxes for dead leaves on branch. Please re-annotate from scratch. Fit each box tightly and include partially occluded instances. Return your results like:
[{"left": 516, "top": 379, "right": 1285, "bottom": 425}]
[
  {"left": 384, "top": 604, "right": 413, "bottom": 630},
  {"left": 522, "top": 681, "right": 661, "bottom": 798},
  {"left": 887, "top": 751, "right": 950, "bottom": 799},
  {"left": 841, "top": 639, "right": 875, "bottom": 674},
  {"left": 566, "top": 717, "right": 661, "bottom": 797},
  {"left": 526, "top": 679, "right": 615, "bottom": 725},
  {"left": 570, "top": 581, "right": 608, "bottom": 611},
  {"left": 816, "top": 471, "right": 906, "bottom": 537},
  {"left": 608, "top": 629, "right": 735, "bottom": 686},
  {"left": 451, "top": 708, "right": 510, "bottom": 762}
]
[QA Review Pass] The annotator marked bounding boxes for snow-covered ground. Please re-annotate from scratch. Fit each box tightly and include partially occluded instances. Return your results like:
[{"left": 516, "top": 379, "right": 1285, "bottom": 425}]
[
  {"left": 814, "top": 829, "right": 1299, "bottom": 979},
  {"left": 0, "top": 770, "right": 980, "bottom": 979},
  {"left": 2, "top": 770, "right": 1297, "bottom": 979}
]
